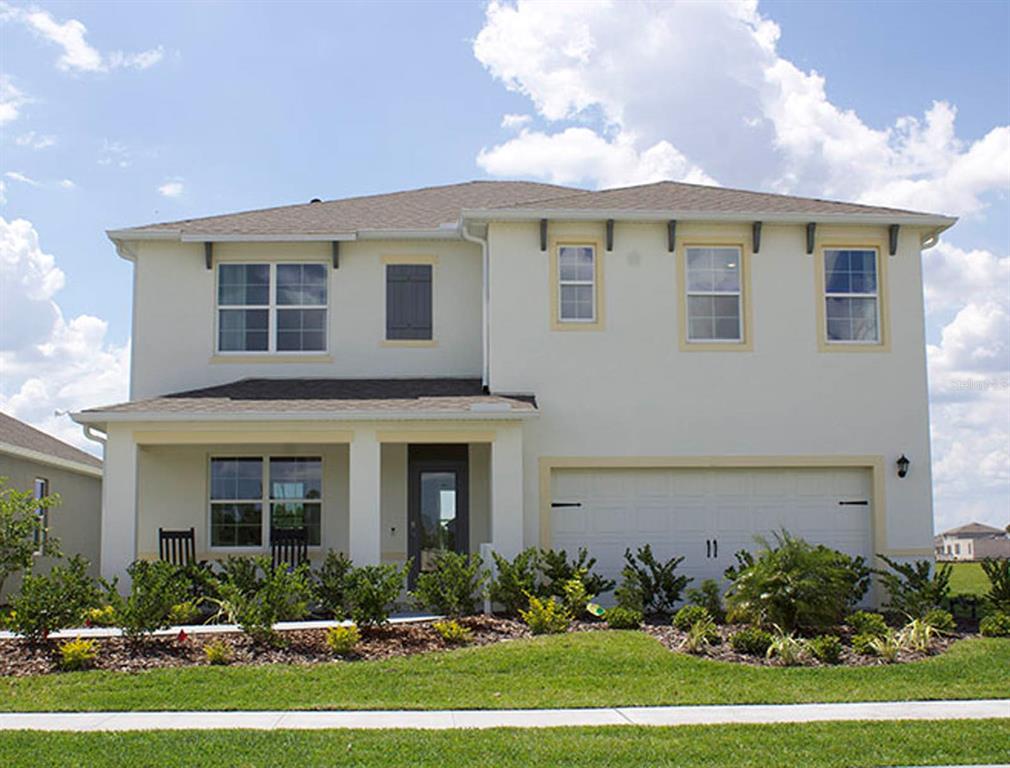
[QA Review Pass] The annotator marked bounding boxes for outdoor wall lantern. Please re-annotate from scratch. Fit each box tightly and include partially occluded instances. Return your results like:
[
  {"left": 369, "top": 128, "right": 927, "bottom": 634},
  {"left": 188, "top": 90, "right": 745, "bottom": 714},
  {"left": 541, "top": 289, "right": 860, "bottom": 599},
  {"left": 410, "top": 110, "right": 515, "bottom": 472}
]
[{"left": 896, "top": 454, "right": 910, "bottom": 478}]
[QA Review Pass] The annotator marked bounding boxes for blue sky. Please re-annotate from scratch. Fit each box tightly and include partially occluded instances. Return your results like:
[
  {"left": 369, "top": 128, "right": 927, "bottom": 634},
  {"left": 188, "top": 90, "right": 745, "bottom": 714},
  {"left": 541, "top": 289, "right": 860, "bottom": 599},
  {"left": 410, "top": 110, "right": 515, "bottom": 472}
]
[{"left": 1, "top": 0, "right": 1008, "bottom": 532}]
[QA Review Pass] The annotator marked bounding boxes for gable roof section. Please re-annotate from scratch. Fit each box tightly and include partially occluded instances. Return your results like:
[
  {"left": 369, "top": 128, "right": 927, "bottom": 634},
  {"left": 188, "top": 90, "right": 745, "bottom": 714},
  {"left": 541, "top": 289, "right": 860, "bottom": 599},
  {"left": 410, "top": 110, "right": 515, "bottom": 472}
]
[
  {"left": 0, "top": 411, "right": 102, "bottom": 475},
  {"left": 942, "top": 521, "right": 1007, "bottom": 538}
]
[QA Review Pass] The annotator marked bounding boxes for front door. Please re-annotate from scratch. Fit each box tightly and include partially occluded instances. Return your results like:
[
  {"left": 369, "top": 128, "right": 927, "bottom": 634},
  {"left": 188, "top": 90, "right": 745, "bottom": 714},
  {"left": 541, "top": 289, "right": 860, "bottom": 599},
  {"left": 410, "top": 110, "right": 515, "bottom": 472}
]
[{"left": 408, "top": 445, "right": 469, "bottom": 585}]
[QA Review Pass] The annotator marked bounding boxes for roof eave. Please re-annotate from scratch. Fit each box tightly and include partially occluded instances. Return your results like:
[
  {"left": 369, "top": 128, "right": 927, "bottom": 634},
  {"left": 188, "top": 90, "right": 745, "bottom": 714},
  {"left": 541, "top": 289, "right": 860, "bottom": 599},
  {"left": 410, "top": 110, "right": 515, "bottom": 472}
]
[
  {"left": 105, "top": 225, "right": 465, "bottom": 247},
  {"left": 0, "top": 441, "right": 102, "bottom": 478},
  {"left": 71, "top": 408, "right": 538, "bottom": 425}
]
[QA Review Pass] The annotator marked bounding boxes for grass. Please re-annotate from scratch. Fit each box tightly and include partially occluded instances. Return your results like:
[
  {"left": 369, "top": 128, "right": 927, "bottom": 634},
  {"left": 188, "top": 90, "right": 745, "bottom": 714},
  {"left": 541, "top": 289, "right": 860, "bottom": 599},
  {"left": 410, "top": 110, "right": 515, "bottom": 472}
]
[
  {"left": 948, "top": 561, "right": 990, "bottom": 596},
  {"left": 3, "top": 632, "right": 1008, "bottom": 712},
  {"left": 1, "top": 721, "right": 1008, "bottom": 767}
]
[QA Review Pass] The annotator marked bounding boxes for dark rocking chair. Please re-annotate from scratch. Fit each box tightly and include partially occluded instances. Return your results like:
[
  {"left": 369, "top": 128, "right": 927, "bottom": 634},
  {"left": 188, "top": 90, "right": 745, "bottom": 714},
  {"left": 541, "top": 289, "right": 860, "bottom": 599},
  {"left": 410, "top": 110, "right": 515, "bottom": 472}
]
[
  {"left": 159, "top": 527, "right": 196, "bottom": 566},
  {"left": 271, "top": 527, "right": 309, "bottom": 569}
]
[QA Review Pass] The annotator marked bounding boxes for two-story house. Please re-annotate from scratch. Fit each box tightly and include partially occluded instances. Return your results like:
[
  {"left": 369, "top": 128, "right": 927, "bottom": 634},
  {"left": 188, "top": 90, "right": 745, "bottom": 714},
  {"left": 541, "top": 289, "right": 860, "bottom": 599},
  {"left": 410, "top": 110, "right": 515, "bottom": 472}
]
[{"left": 72, "top": 180, "right": 955, "bottom": 596}]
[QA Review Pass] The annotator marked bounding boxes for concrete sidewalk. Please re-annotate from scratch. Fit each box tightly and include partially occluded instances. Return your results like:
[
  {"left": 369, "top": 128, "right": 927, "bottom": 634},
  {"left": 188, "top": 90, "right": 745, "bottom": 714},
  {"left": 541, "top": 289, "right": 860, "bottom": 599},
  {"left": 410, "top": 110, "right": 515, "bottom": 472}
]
[{"left": 1, "top": 699, "right": 1006, "bottom": 731}]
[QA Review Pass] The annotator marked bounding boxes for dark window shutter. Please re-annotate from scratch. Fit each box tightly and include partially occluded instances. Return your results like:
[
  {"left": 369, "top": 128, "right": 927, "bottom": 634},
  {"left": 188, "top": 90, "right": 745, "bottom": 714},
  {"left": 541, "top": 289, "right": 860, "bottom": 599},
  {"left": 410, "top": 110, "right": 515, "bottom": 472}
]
[{"left": 386, "top": 264, "right": 432, "bottom": 340}]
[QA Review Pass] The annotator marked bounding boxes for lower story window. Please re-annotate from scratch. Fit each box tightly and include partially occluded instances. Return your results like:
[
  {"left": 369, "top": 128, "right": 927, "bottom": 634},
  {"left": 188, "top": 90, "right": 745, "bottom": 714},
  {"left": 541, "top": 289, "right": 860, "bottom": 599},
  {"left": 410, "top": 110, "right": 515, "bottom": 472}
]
[{"left": 209, "top": 456, "right": 322, "bottom": 547}]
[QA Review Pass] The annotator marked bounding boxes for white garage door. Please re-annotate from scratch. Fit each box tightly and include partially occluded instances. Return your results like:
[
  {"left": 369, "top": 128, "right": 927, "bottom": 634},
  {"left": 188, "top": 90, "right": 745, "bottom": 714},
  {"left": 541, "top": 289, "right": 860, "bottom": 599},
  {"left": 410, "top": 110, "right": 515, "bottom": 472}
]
[{"left": 550, "top": 467, "right": 873, "bottom": 596}]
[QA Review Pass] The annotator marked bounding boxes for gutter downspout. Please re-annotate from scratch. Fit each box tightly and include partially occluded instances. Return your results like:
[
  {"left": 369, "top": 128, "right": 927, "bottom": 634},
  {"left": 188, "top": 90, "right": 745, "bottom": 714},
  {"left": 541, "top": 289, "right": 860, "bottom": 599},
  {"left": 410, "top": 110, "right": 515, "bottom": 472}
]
[
  {"left": 460, "top": 220, "right": 490, "bottom": 392},
  {"left": 82, "top": 425, "right": 108, "bottom": 448}
]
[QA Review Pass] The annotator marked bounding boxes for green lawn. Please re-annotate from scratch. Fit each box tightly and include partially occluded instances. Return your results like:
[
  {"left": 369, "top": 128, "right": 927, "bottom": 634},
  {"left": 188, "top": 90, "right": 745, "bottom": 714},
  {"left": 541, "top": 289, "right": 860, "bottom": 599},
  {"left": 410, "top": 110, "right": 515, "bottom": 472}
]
[
  {"left": 3, "top": 632, "right": 1008, "bottom": 712},
  {"left": 949, "top": 561, "right": 990, "bottom": 596},
  {"left": 1, "top": 721, "right": 1008, "bottom": 767}
]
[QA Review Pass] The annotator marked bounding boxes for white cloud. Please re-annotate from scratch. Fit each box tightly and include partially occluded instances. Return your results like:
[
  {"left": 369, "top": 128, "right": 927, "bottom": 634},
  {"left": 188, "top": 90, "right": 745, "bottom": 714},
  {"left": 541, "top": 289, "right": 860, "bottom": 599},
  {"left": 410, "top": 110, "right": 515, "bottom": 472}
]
[
  {"left": 14, "top": 131, "right": 56, "bottom": 149},
  {"left": 4, "top": 170, "right": 39, "bottom": 186},
  {"left": 0, "top": 217, "right": 128, "bottom": 453},
  {"left": 158, "top": 179, "right": 184, "bottom": 198},
  {"left": 501, "top": 113, "right": 532, "bottom": 130},
  {"left": 0, "top": 74, "right": 29, "bottom": 125},
  {"left": 1, "top": 3, "right": 163, "bottom": 73},
  {"left": 0, "top": 180, "right": 6, "bottom": 205},
  {"left": 98, "top": 139, "right": 131, "bottom": 168},
  {"left": 59, "top": 179, "right": 76, "bottom": 189}
]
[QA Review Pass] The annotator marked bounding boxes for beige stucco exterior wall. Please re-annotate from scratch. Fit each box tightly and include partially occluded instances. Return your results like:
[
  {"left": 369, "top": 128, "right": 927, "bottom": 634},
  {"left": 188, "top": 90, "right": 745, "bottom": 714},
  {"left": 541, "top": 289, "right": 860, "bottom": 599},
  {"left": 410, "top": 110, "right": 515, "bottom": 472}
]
[
  {"left": 0, "top": 454, "right": 101, "bottom": 600},
  {"left": 487, "top": 220, "right": 935, "bottom": 557},
  {"left": 130, "top": 239, "right": 483, "bottom": 399}
]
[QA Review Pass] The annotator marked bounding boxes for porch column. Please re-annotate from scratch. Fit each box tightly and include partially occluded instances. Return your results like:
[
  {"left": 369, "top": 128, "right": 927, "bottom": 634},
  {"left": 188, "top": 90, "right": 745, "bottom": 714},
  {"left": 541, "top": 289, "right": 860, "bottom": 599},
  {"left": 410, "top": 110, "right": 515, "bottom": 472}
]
[
  {"left": 490, "top": 424, "right": 524, "bottom": 559},
  {"left": 100, "top": 425, "right": 138, "bottom": 585},
  {"left": 348, "top": 428, "right": 381, "bottom": 565}
]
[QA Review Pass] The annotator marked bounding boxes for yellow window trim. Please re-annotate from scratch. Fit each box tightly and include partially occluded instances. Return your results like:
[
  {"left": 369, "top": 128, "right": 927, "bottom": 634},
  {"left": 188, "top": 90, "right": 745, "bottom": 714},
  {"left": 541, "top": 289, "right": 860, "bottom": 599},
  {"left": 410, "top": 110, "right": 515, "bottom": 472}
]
[
  {"left": 815, "top": 242, "right": 891, "bottom": 353},
  {"left": 549, "top": 238, "right": 605, "bottom": 331},
  {"left": 676, "top": 239, "right": 753, "bottom": 351},
  {"left": 376, "top": 430, "right": 496, "bottom": 444}
]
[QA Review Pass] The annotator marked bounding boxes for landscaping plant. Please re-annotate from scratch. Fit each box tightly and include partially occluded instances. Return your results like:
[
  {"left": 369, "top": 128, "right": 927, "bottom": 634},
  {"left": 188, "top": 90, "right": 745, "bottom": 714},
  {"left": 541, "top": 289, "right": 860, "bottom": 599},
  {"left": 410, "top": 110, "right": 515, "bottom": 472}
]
[
  {"left": 559, "top": 574, "right": 592, "bottom": 618},
  {"left": 314, "top": 550, "right": 354, "bottom": 619},
  {"left": 0, "top": 478, "right": 62, "bottom": 595},
  {"left": 9, "top": 555, "right": 101, "bottom": 641},
  {"left": 851, "top": 632, "right": 878, "bottom": 656},
  {"left": 489, "top": 548, "right": 543, "bottom": 614},
  {"left": 672, "top": 604, "right": 711, "bottom": 631},
  {"left": 922, "top": 608, "right": 956, "bottom": 632},
  {"left": 723, "top": 531, "right": 871, "bottom": 633},
  {"left": 766, "top": 629, "right": 807, "bottom": 666},
  {"left": 980, "top": 558, "right": 1010, "bottom": 613},
  {"left": 217, "top": 556, "right": 262, "bottom": 599},
  {"left": 84, "top": 605, "right": 116, "bottom": 627},
  {"left": 604, "top": 605, "right": 642, "bottom": 629},
  {"left": 729, "top": 626, "right": 773, "bottom": 656},
  {"left": 519, "top": 593, "right": 571, "bottom": 635},
  {"left": 686, "top": 578, "right": 725, "bottom": 622},
  {"left": 167, "top": 601, "right": 199, "bottom": 625},
  {"left": 433, "top": 619, "right": 472, "bottom": 645},
  {"left": 900, "top": 617, "right": 939, "bottom": 653},
  {"left": 218, "top": 557, "right": 313, "bottom": 645},
  {"left": 203, "top": 639, "right": 233, "bottom": 665},
  {"left": 979, "top": 611, "right": 1010, "bottom": 637},
  {"left": 806, "top": 635, "right": 843, "bottom": 664},
  {"left": 875, "top": 555, "right": 951, "bottom": 619},
  {"left": 58, "top": 637, "right": 98, "bottom": 671},
  {"left": 104, "top": 560, "right": 190, "bottom": 641},
  {"left": 868, "top": 629, "right": 903, "bottom": 662},
  {"left": 847, "top": 610, "right": 888, "bottom": 638},
  {"left": 345, "top": 562, "right": 408, "bottom": 627},
  {"left": 680, "top": 617, "right": 719, "bottom": 653},
  {"left": 324, "top": 624, "right": 361, "bottom": 655},
  {"left": 540, "top": 547, "right": 615, "bottom": 598},
  {"left": 619, "top": 544, "right": 691, "bottom": 617},
  {"left": 413, "top": 551, "right": 487, "bottom": 618}
]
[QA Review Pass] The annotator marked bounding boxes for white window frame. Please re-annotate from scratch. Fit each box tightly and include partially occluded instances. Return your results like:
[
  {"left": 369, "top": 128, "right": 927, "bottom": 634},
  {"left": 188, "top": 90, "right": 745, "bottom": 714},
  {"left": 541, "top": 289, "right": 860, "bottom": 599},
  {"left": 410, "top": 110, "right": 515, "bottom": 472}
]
[
  {"left": 32, "top": 477, "right": 49, "bottom": 555},
  {"left": 685, "top": 245, "right": 743, "bottom": 344},
  {"left": 215, "top": 262, "right": 329, "bottom": 355},
  {"left": 208, "top": 454, "right": 324, "bottom": 551},
  {"left": 557, "top": 244, "right": 597, "bottom": 324},
  {"left": 823, "top": 248, "right": 881, "bottom": 345}
]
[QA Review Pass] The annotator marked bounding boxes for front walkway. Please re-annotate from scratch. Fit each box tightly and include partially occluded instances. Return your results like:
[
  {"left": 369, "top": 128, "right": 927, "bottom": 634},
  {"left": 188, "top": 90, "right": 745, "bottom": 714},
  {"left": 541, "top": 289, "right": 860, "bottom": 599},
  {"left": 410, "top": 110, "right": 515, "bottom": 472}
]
[{"left": 2, "top": 700, "right": 1006, "bottom": 731}]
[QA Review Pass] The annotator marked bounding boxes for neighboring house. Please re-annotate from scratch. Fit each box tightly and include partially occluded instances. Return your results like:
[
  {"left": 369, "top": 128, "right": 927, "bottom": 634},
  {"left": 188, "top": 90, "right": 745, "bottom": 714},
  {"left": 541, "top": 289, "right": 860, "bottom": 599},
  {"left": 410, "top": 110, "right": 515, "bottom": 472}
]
[
  {"left": 935, "top": 522, "right": 1010, "bottom": 561},
  {"left": 71, "top": 180, "right": 956, "bottom": 599},
  {"left": 0, "top": 412, "right": 102, "bottom": 600}
]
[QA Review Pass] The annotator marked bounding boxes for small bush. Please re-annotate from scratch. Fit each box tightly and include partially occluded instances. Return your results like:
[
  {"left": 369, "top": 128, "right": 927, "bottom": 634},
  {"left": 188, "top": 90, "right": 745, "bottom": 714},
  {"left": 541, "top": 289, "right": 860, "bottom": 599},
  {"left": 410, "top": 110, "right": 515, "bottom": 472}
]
[
  {"left": 345, "top": 562, "right": 408, "bottom": 627},
  {"left": 560, "top": 575, "right": 591, "bottom": 619},
  {"left": 766, "top": 630, "right": 807, "bottom": 666},
  {"left": 167, "top": 601, "right": 199, "bottom": 625},
  {"left": 851, "top": 632, "right": 878, "bottom": 655},
  {"left": 980, "top": 558, "right": 1010, "bottom": 614},
  {"left": 324, "top": 624, "right": 361, "bottom": 655},
  {"left": 84, "top": 605, "right": 116, "bottom": 627},
  {"left": 979, "top": 611, "right": 1010, "bottom": 637},
  {"left": 730, "top": 626, "right": 773, "bottom": 656},
  {"left": 519, "top": 593, "right": 571, "bottom": 635},
  {"left": 314, "top": 550, "right": 353, "bottom": 619},
  {"left": 847, "top": 610, "right": 888, "bottom": 638},
  {"left": 219, "top": 557, "right": 313, "bottom": 645},
  {"left": 875, "top": 555, "right": 951, "bottom": 619},
  {"left": 900, "top": 617, "right": 938, "bottom": 653},
  {"left": 203, "top": 639, "right": 233, "bottom": 665},
  {"left": 540, "top": 547, "right": 616, "bottom": 598},
  {"left": 605, "top": 606, "right": 642, "bottom": 629},
  {"left": 433, "top": 619, "right": 472, "bottom": 645},
  {"left": 10, "top": 555, "right": 101, "bottom": 640},
  {"left": 218, "top": 556, "right": 262, "bottom": 599},
  {"left": 868, "top": 629, "right": 902, "bottom": 662},
  {"left": 619, "top": 544, "right": 692, "bottom": 617},
  {"left": 105, "top": 560, "right": 190, "bottom": 641},
  {"left": 922, "top": 608, "right": 955, "bottom": 632},
  {"left": 0, "top": 478, "right": 62, "bottom": 596},
  {"left": 58, "top": 637, "right": 97, "bottom": 671},
  {"left": 673, "top": 605, "right": 711, "bottom": 631},
  {"left": 413, "top": 552, "right": 487, "bottom": 618},
  {"left": 686, "top": 579, "right": 725, "bottom": 622},
  {"left": 806, "top": 635, "right": 843, "bottom": 664},
  {"left": 489, "top": 549, "right": 544, "bottom": 615},
  {"left": 680, "top": 617, "right": 719, "bottom": 653}
]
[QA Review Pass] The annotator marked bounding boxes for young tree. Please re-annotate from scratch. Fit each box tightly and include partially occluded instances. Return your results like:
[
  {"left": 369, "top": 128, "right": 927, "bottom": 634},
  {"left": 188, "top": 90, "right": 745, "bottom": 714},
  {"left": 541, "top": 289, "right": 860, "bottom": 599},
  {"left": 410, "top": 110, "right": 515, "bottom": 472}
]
[{"left": 0, "top": 478, "right": 61, "bottom": 594}]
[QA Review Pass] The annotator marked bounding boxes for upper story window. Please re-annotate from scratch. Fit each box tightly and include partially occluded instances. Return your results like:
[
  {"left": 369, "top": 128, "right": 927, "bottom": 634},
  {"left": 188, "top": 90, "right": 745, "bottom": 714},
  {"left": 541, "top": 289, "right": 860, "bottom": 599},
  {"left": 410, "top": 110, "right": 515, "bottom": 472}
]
[
  {"left": 32, "top": 477, "right": 49, "bottom": 555},
  {"left": 557, "top": 245, "right": 597, "bottom": 323},
  {"left": 217, "top": 263, "right": 327, "bottom": 353},
  {"left": 386, "top": 264, "right": 433, "bottom": 341},
  {"left": 685, "top": 246, "right": 743, "bottom": 343},
  {"left": 823, "top": 248, "right": 879, "bottom": 344}
]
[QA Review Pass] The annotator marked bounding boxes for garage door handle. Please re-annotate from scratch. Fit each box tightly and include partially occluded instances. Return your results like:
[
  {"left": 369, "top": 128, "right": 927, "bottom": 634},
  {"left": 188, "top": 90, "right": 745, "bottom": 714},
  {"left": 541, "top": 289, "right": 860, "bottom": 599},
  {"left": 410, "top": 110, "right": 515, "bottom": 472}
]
[
  {"left": 706, "top": 539, "right": 711, "bottom": 558},
  {"left": 713, "top": 539, "right": 718, "bottom": 558},
  {"left": 838, "top": 500, "right": 869, "bottom": 506},
  {"left": 551, "top": 502, "right": 582, "bottom": 508}
]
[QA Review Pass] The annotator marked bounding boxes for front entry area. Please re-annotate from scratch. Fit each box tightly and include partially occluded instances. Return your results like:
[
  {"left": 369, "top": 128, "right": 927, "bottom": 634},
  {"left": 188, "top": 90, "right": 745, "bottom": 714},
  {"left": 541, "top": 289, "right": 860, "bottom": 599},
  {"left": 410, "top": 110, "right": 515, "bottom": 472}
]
[{"left": 408, "top": 445, "right": 469, "bottom": 585}]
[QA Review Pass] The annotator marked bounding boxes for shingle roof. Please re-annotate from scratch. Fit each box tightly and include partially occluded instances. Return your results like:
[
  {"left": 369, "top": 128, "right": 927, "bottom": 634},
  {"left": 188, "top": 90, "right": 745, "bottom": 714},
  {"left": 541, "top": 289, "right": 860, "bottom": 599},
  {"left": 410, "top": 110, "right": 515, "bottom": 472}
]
[
  {"left": 0, "top": 412, "right": 102, "bottom": 468},
  {"left": 942, "top": 522, "right": 1007, "bottom": 537},
  {"left": 79, "top": 378, "right": 537, "bottom": 418}
]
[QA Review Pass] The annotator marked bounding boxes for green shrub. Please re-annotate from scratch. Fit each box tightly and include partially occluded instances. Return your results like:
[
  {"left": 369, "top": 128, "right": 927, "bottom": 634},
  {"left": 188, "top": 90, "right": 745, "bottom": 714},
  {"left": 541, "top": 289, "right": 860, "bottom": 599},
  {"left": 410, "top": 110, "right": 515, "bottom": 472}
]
[
  {"left": 875, "top": 555, "right": 951, "bottom": 619},
  {"left": 851, "top": 632, "right": 878, "bottom": 655},
  {"left": 314, "top": 550, "right": 353, "bottom": 619},
  {"left": 847, "top": 610, "right": 888, "bottom": 638},
  {"left": 58, "top": 637, "right": 97, "bottom": 671},
  {"left": 730, "top": 626, "right": 773, "bottom": 656},
  {"left": 724, "top": 531, "right": 870, "bottom": 633},
  {"left": 673, "top": 605, "right": 712, "bottom": 631},
  {"left": 324, "top": 624, "right": 361, "bottom": 655},
  {"left": 0, "top": 478, "right": 62, "bottom": 596},
  {"left": 560, "top": 575, "right": 592, "bottom": 619},
  {"left": 104, "top": 560, "right": 190, "bottom": 641},
  {"left": 806, "top": 634, "right": 843, "bottom": 664},
  {"left": 203, "top": 639, "right": 233, "bottom": 665},
  {"left": 900, "top": 617, "right": 938, "bottom": 652},
  {"left": 489, "top": 549, "right": 544, "bottom": 615},
  {"left": 868, "top": 629, "right": 902, "bottom": 662},
  {"left": 9, "top": 555, "right": 101, "bottom": 640},
  {"left": 179, "top": 562, "right": 221, "bottom": 603},
  {"left": 619, "top": 544, "right": 691, "bottom": 617},
  {"left": 413, "top": 552, "right": 487, "bottom": 618},
  {"left": 433, "top": 619, "right": 472, "bottom": 645},
  {"left": 980, "top": 558, "right": 1010, "bottom": 613},
  {"left": 540, "top": 547, "right": 616, "bottom": 598},
  {"left": 519, "top": 593, "right": 571, "bottom": 635},
  {"left": 605, "top": 606, "right": 642, "bottom": 629},
  {"left": 167, "top": 601, "right": 199, "bottom": 625},
  {"left": 686, "top": 578, "right": 725, "bottom": 622},
  {"left": 979, "top": 611, "right": 1010, "bottom": 637},
  {"left": 345, "top": 562, "right": 408, "bottom": 627},
  {"left": 680, "top": 617, "right": 719, "bottom": 653},
  {"left": 219, "top": 557, "right": 313, "bottom": 645},
  {"left": 766, "top": 630, "right": 807, "bottom": 666},
  {"left": 217, "top": 556, "right": 262, "bottom": 599},
  {"left": 922, "top": 608, "right": 955, "bottom": 632},
  {"left": 84, "top": 605, "right": 116, "bottom": 627}
]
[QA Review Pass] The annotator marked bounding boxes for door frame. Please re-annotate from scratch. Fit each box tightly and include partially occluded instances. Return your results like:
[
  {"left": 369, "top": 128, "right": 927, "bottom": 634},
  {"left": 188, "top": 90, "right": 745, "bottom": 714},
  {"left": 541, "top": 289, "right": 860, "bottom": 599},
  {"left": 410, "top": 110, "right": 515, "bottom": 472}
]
[{"left": 407, "top": 444, "right": 469, "bottom": 585}]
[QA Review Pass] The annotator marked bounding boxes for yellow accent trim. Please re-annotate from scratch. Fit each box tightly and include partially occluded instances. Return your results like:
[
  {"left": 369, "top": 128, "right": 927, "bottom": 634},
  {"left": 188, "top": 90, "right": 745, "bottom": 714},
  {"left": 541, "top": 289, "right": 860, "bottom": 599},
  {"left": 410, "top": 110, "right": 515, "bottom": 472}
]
[
  {"left": 379, "top": 340, "right": 438, "bottom": 348},
  {"left": 676, "top": 238, "right": 753, "bottom": 352},
  {"left": 382, "top": 551, "right": 408, "bottom": 562},
  {"left": 815, "top": 241, "right": 891, "bottom": 353},
  {"left": 210, "top": 354, "right": 333, "bottom": 364},
  {"left": 134, "top": 430, "right": 354, "bottom": 445},
  {"left": 381, "top": 254, "right": 439, "bottom": 265},
  {"left": 376, "top": 430, "right": 496, "bottom": 444},
  {"left": 549, "top": 238, "right": 605, "bottom": 331}
]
